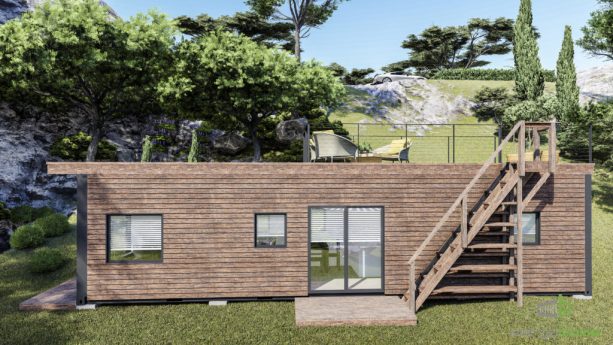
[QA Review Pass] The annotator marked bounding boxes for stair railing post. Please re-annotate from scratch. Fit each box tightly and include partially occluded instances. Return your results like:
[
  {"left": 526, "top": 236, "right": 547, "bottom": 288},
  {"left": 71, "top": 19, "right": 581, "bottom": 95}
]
[
  {"left": 516, "top": 179, "right": 524, "bottom": 307},
  {"left": 461, "top": 195, "right": 468, "bottom": 248},
  {"left": 549, "top": 121, "right": 556, "bottom": 173},
  {"left": 518, "top": 121, "right": 526, "bottom": 177},
  {"left": 409, "top": 262, "right": 416, "bottom": 314},
  {"left": 303, "top": 123, "right": 311, "bottom": 162},
  {"left": 533, "top": 127, "right": 540, "bottom": 162}
]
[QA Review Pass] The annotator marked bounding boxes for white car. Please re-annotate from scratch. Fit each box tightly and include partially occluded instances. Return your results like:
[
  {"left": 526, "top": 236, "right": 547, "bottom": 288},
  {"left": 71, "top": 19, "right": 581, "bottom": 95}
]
[{"left": 372, "top": 72, "right": 426, "bottom": 84}]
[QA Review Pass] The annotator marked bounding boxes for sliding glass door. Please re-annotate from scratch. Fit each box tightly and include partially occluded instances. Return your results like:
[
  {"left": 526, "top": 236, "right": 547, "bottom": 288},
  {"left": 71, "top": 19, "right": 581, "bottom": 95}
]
[{"left": 309, "top": 207, "right": 383, "bottom": 294}]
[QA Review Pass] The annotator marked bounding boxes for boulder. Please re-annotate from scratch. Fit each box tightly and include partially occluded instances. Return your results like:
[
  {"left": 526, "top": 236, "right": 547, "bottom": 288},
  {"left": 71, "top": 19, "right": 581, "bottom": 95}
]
[
  {"left": 0, "top": 0, "right": 28, "bottom": 24},
  {"left": 276, "top": 118, "right": 309, "bottom": 142},
  {"left": 212, "top": 131, "right": 250, "bottom": 155}
]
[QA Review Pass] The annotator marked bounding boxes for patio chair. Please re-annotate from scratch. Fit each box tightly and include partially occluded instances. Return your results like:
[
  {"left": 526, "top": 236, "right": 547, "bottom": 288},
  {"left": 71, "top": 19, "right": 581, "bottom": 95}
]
[
  {"left": 380, "top": 139, "right": 412, "bottom": 163},
  {"left": 313, "top": 132, "right": 359, "bottom": 162}
]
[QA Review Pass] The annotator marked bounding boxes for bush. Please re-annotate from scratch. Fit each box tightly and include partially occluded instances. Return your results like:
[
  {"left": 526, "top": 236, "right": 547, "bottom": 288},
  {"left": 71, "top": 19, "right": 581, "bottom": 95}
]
[
  {"left": 9, "top": 224, "right": 45, "bottom": 249},
  {"left": 0, "top": 202, "right": 10, "bottom": 221},
  {"left": 28, "top": 248, "right": 66, "bottom": 273},
  {"left": 432, "top": 68, "right": 556, "bottom": 82},
  {"left": 50, "top": 132, "right": 117, "bottom": 161},
  {"left": 9, "top": 205, "right": 54, "bottom": 225},
  {"left": 34, "top": 214, "right": 71, "bottom": 238}
]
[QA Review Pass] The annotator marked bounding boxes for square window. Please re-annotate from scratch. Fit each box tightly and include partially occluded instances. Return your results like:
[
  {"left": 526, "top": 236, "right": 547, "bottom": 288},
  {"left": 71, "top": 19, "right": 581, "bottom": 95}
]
[
  {"left": 512, "top": 213, "right": 540, "bottom": 245},
  {"left": 107, "top": 215, "right": 163, "bottom": 262},
  {"left": 255, "top": 214, "right": 286, "bottom": 248}
]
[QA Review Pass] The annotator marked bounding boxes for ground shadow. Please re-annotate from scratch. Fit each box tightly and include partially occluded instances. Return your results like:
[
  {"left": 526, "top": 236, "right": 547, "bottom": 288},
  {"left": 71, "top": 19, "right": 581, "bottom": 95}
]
[{"left": 593, "top": 174, "right": 613, "bottom": 213}]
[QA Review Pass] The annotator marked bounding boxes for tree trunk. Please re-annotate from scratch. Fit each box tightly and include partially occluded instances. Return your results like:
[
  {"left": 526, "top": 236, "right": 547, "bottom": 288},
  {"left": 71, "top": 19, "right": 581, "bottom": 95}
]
[
  {"left": 249, "top": 118, "right": 262, "bottom": 162},
  {"left": 294, "top": 26, "right": 301, "bottom": 62},
  {"left": 86, "top": 108, "right": 102, "bottom": 162}
]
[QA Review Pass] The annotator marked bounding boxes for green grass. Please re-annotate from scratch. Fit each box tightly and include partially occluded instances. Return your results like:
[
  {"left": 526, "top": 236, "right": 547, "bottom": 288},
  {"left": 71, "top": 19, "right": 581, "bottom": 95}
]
[
  {"left": 1, "top": 173, "right": 612, "bottom": 344},
  {"left": 428, "top": 80, "right": 556, "bottom": 99}
]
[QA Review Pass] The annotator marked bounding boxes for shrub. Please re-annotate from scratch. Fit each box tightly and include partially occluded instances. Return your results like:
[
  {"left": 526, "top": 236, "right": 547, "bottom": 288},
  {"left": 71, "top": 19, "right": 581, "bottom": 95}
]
[
  {"left": 0, "top": 202, "right": 10, "bottom": 221},
  {"left": 9, "top": 224, "right": 45, "bottom": 249},
  {"left": 34, "top": 214, "right": 71, "bottom": 238},
  {"left": 28, "top": 248, "right": 66, "bottom": 273},
  {"left": 432, "top": 68, "right": 556, "bottom": 82},
  {"left": 50, "top": 132, "right": 117, "bottom": 161},
  {"left": 9, "top": 205, "right": 54, "bottom": 225}
]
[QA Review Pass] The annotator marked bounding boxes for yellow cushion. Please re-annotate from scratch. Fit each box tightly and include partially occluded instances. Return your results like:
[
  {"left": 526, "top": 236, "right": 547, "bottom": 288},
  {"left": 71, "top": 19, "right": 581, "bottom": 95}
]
[
  {"left": 313, "top": 130, "right": 335, "bottom": 135},
  {"left": 541, "top": 150, "right": 560, "bottom": 163},
  {"left": 386, "top": 140, "right": 411, "bottom": 155},
  {"left": 506, "top": 152, "right": 535, "bottom": 163}
]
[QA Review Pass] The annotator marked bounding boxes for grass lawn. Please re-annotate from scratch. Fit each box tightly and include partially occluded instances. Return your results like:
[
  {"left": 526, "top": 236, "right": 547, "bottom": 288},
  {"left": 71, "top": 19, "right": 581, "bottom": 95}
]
[
  {"left": 1, "top": 172, "right": 612, "bottom": 344},
  {"left": 428, "top": 80, "right": 556, "bottom": 99}
]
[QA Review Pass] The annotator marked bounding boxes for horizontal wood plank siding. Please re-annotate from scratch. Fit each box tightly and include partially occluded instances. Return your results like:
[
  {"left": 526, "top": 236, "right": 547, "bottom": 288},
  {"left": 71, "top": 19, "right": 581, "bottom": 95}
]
[{"left": 46, "top": 163, "right": 592, "bottom": 301}]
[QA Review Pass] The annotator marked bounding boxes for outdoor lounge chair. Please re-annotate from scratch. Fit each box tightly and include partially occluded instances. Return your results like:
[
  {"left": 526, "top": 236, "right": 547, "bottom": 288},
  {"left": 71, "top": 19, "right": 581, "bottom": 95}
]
[
  {"left": 379, "top": 139, "right": 412, "bottom": 163},
  {"left": 313, "top": 132, "right": 359, "bottom": 162}
]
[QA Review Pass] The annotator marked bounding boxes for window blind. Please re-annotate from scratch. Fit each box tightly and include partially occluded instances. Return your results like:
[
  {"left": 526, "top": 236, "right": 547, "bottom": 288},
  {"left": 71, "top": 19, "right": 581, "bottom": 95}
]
[
  {"left": 257, "top": 215, "right": 285, "bottom": 237},
  {"left": 310, "top": 207, "right": 345, "bottom": 243},
  {"left": 109, "top": 215, "right": 162, "bottom": 252},
  {"left": 348, "top": 207, "right": 381, "bottom": 243}
]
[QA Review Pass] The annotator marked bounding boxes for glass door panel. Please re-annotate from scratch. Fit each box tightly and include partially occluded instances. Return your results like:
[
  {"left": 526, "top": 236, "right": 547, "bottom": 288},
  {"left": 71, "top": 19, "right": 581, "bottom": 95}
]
[
  {"left": 347, "top": 208, "right": 382, "bottom": 290},
  {"left": 310, "top": 208, "right": 345, "bottom": 292}
]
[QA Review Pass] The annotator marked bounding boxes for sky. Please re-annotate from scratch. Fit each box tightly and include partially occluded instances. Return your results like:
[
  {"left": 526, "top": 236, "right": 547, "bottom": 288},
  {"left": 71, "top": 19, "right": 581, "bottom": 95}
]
[{"left": 104, "top": 0, "right": 610, "bottom": 72}]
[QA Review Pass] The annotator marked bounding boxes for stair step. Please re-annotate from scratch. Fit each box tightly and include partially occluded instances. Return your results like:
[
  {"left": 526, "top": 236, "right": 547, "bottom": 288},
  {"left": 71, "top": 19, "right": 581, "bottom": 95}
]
[
  {"left": 467, "top": 243, "right": 517, "bottom": 250},
  {"left": 445, "top": 273, "right": 509, "bottom": 278},
  {"left": 431, "top": 285, "right": 518, "bottom": 295},
  {"left": 461, "top": 251, "right": 510, "bottom": 257},
  {"left": 484, "top": 222, "right": 515, "bottom": 228},
  {"left": 501, "top": 201, "right": 518, "bottom": 206},
  {"left": 448, "top": 264, "right": 517, "bottom": 273},
  {"left": 476, "top": 231, "right": 510, "bottom": 236}
]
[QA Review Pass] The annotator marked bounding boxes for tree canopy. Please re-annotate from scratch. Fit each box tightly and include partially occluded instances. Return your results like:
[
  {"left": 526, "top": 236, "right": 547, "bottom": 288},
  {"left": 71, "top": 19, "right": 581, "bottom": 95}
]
[
  {"left": 556, "top": 26, "right": 580, "bottom": 123},
  {"left": 0, "top": 0, "right": 177, "bottom": 161},
  {"left": 578, "top": 0, "right": 613, "bottom": 61},
  {"left": 513, "top": 0, "right": 544, "bottom": 101},
  {"left": 384, "top": 17, "right": 514, "bottom": 74},
  {"left": 158, "top": 31, "right": 344, "bottom": 161},
  {"left": 246, "top": 0, "right": 347, "bottom": 61},
  {"left": 176, "top": 11, "right": 295, "bottom": 51}
]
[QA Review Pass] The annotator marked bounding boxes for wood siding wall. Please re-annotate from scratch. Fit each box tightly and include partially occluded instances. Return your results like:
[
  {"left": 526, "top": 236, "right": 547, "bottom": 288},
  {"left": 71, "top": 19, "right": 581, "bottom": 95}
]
[{"left": 47, "top": 163, "right": 593, "bottom": 301}]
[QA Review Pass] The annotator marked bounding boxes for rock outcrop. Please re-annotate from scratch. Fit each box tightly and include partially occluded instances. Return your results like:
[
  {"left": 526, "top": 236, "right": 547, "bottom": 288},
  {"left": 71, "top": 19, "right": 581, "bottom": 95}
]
[
  {"left": 578, "top": 64, "right": 613, "bottom": 104},
  {"left": 0, "top": 0, "right": 27, "bottom": 24}
]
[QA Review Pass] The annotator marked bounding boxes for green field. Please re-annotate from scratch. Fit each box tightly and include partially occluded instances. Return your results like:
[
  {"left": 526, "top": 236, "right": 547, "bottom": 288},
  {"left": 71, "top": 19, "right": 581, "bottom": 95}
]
[
  {"left": 0, "top": 172, "right": 612, "bottom": 345},
  {"left": 428, "top": 80, "right": 556, "bottom": 99}
]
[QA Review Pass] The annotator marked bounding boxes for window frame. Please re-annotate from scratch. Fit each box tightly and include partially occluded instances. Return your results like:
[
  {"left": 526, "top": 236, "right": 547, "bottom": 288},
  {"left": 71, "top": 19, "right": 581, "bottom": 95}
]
[
  {"left": 254, "top": 213, "right": 287, "bottom": 248},
  {"left": 514, "top": 212, "right": 541, "bottom": 245},
  {"left": 106, "top": 214, "right": 164, "bottom": 264}
]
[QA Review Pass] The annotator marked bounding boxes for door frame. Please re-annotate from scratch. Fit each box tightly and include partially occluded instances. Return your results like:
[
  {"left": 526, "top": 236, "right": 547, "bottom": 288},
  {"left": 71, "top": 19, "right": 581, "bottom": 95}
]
[{"left": 307, "top": 206, "right": 385, "bottom": 295}]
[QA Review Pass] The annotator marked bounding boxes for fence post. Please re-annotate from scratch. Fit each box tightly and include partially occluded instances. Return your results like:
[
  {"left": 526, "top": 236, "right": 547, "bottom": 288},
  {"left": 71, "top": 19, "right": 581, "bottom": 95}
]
[
  {"left": 452, "top": 124, "right": 456, "bottom": 163},
  {"left": 303, "top": 123, "right": 311, "bottom": 162},
  {"left": 589, "top": 124, "right": 593, "bottom": 163},
  {"left": 447, "top": 136, "right": 451, "bottom": 163},
  {"left": 357, "top": 123, "right": 360, "bottom": 150},
  {"left": 498, "top": 125, "right": 503, "bottom": 163},
  {"left": 405, "top": 124, "right": 409, "bottom": 146},
  {"left": 493, "top": 136, "right": 497, "bottom": 163}
]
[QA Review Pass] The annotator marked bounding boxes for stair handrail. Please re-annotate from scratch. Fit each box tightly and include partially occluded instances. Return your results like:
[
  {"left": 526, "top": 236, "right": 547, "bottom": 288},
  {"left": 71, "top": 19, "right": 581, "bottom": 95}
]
[{"left": 407, "top": 121, "right": 525, "bottom": 267}]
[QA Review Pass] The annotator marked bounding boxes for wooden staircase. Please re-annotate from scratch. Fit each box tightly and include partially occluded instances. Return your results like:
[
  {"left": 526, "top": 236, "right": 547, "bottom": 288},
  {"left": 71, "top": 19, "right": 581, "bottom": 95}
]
[{"left": 404, "top": 121, "right": 557, "bottom": 313}]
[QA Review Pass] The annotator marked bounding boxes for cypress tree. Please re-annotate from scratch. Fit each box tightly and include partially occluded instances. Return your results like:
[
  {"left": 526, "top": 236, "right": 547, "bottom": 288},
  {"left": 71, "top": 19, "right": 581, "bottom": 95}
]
[
  {"left": 556, "top": 26, "right": 580, "bottom": 123},
  {"left": 188, "top": 130, "right": 199, "bottom": 163},
  {"left": 513, "top": 0, "right": 545, "bottom": 101},
  {"left": 141, "top": 135, "right": 152, "bottom": 162}
]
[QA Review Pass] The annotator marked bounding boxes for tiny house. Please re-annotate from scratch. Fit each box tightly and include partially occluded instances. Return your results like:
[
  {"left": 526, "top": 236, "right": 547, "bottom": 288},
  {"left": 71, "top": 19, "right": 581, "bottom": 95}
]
[{"left": 47, "top": 122, "right": 593, "bottom": 313}]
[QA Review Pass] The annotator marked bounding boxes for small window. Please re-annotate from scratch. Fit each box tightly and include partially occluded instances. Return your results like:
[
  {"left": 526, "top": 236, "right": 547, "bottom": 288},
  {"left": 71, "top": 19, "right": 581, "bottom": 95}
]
[
  {"left": 255, "top": 214, "right": 286, "bottom": 248},
  {"left": 512, "top": 213, "right": 540, "bottom": 245},
  {"left": 107, "top": 215, "right": 163, "bottom": 262}
]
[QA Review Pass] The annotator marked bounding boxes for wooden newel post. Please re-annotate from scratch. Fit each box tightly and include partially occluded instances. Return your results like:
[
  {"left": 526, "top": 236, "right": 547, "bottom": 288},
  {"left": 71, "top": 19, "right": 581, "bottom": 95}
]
[
  {"left": 518, "top": 121, "right": 526, "bottom": 177},
  {"left": 549, "top": 121, "right": 556, "bottom": 173},
  {"left": 461, "top": 195, "right": 468, "bottom": 248},
  {"left": 409, "top": 262, "right": 416, "bottom": 313},
  {"left": 516, "top": 179, "right": 524, "bottom": 307},
  {"left": 533, "top": 127, "right": 540, "bottom": 162}
]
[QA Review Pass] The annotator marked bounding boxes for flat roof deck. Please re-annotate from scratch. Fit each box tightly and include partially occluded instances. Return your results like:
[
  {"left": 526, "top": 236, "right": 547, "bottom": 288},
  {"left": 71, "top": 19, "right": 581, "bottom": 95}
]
[{"left": 295, "top": 296, "right": 417, "bottom": 327}]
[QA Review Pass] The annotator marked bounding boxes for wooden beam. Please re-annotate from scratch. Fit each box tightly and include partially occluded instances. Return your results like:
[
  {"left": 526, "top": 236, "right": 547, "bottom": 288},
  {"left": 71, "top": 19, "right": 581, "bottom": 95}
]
[
  {"left": 523, "top": 172, "right": 551, "bottom": 207},
  {"left": 549, "top": 121, "right": 557, "bottom": 173},
  {"left": 408, "top": 262, "right": 416, "bottom": 314},
  {"left": 519, "top": 122, "right": 526, "bottom": 177},
  {"left": 461, "top": 196, "right": 468, "bottom": 248},
  {"left": 533, "top": 127, "right": 541, "bottom": 161},
  {"left": 516, "top": 179, "right": 524, "bottom": 307}
]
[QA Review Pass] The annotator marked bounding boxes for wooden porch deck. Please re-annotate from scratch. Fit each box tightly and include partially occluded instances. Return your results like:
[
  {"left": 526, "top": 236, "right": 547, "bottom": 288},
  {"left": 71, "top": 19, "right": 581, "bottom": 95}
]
[
  {"left": 19, "top": 279, "right": 76, "bottom": 311},
  {"left": 295, "top": 296, "right": 417, "bottom": 327}
]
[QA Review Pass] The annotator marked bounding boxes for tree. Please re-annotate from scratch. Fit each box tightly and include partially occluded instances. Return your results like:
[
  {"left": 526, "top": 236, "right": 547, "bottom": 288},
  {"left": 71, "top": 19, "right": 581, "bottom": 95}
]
[
  {"left": 0, "top": 0, "right": 177, "bottom": 161},
  {"left": 246, "top": 0, "right": 348, "bottom": 61},
  {"left": 141, "top": 136, "right": 153, "bottom": 162},
  {"left": 176, "top": 12, "right": 295, "bottom": 51},
  {"left": 578, "top": 0, "right": 613, "bottom": 61},
  {"left": 385, "top": 18, "right": 514, "bottom": 74},
  {"left": 556, "top": 26, "right": 580, "bottom": 123},
  {"left": 188, "top": 130, "right": 199, "bottom": 163},
  {"left": 513, "top": 0, "right": 544, "bottom": 101},
  {"left": 342, "top": 68, "right": 375, "bottom": 85},
  {"left": 327, "top": 62, "right": 347, "bottom": 78},
  {"left": 471, "top": 87, "right": 514, "bottom": 124},
  {"left": 158, "top": 31, "right": 344, "bottom": 161}
]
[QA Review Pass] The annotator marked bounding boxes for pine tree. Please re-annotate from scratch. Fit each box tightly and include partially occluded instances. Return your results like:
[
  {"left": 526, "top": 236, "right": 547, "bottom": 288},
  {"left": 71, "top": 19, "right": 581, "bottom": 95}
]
[
  {"left": 188, "top": 130, "right": 199, "bottom": 163},
  {"left": 556, "top": 26, "right": 580, "bottom": 123},
  {"left": 513, "top": 0, "right": 545, "bottom": 101},
  {"left": 141, "top": 136, "right": 152, "bottom": 162}
]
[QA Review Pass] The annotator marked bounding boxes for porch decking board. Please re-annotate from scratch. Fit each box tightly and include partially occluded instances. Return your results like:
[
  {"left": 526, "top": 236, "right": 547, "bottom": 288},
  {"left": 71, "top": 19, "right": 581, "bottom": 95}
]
[
  {"left": 19, "top": 280, "right": 76, "bottom": 311},
  {"left": 45, "top": 162, "right": 592, "bottom": 302},
  {"left": 295, "top": 296, "right": 417, "bottom": 327}
]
